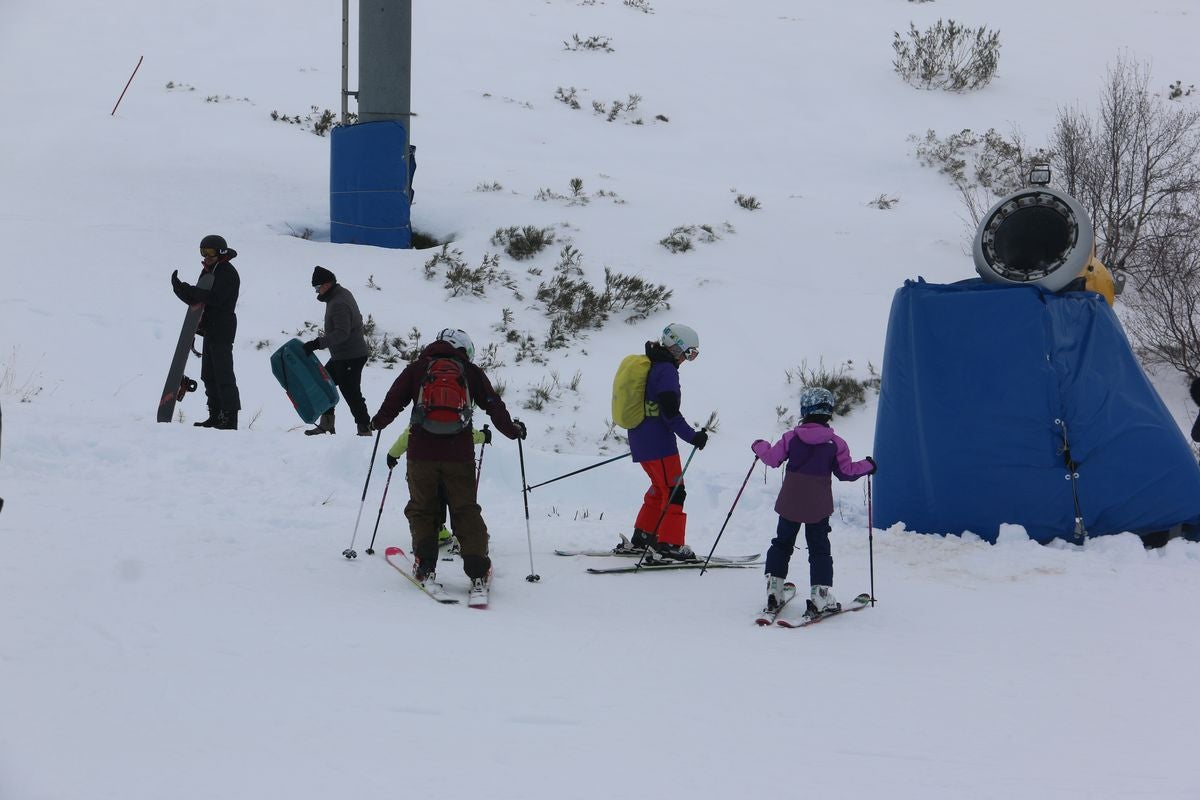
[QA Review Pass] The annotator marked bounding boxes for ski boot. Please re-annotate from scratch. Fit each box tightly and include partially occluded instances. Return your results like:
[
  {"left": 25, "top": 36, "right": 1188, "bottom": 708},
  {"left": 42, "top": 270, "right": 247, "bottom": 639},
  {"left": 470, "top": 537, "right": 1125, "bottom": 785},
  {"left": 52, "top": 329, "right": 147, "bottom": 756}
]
[
  {"left": 468, "top": 576, "right": 490, "bottom": 609},
  {"left": 806, "top": 585, "right": 840, "bottom": 617},
  {"left": 648, "top": 542, "right": 697, "bottom": 562},
  {"left": 613, "top": 529, "right": 655, "bottom": 555},
  {"left": 766, "top": 575, "right": 787, "bottom": 612}
]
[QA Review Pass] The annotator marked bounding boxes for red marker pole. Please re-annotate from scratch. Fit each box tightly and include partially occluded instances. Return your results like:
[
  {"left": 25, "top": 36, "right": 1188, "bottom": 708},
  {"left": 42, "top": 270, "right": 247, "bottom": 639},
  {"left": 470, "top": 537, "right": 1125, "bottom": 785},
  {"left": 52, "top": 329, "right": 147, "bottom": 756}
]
[{"left": 111, "top": 56, "right": 144, "bottom": 116}]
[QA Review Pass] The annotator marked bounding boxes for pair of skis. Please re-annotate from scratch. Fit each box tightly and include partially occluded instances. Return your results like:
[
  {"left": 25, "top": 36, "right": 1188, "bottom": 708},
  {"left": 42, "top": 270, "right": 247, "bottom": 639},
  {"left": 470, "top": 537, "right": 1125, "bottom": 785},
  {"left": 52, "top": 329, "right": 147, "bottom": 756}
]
[
  {"left": 757, "top": 589, "right": 873, "bottom": 628},
  {"left": 384, "top": 546, "right": 488, "bottom": 608},
  {"left": 554, "top": 539, "right": 763, "bottom": 574}
]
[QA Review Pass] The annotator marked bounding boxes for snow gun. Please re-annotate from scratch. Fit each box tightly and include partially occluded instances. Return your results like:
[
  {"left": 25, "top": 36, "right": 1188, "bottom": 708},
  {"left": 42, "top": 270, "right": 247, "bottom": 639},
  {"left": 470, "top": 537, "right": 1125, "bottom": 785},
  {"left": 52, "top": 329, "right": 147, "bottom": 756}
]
[{"left": 973, "top": 165, "right": 1123, "bottom": 306}]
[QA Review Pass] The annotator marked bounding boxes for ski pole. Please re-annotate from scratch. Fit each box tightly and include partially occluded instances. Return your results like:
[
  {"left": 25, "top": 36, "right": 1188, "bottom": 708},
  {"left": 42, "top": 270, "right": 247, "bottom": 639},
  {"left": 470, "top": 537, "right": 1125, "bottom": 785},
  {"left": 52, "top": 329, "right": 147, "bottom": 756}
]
[
  {"left": 634, "top": 437, "right": 703, "bottom": 572},
  {"left": 867, "top": 473, "right": 875, "bottom": 607},
  {"left": 475, "top": 424, "right": 490, "bottom": 489},
  {"left": 516, "top": 425, "right": 540, "bottom": 582},
  {"left": 365, "top": 466, "right": 394, "bottom": 556},
  {"left": 343, "top": 429, "right": 382, "bottom": 559},
  {"left": 700, "top": 456, "right": 758, "bottom": 575},
  {"left": 525, "top": 452, "right": 631, "bottom": 491}
]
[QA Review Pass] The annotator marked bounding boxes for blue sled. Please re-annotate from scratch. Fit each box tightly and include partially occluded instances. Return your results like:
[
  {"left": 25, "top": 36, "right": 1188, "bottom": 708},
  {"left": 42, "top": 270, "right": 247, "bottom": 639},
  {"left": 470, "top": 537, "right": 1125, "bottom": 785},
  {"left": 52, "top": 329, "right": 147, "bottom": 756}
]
[{"left": 270, "top": 339, "right": 339, "bottom": 424}]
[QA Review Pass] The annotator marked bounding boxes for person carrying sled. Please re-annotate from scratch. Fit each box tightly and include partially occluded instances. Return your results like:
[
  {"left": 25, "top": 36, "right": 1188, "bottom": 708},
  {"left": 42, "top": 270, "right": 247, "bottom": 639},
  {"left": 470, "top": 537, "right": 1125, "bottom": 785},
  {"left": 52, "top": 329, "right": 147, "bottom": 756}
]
[
  {"left": 386, "top": 423, "right": 491, "bottom": 550},
  {"left": 370, "top": 328, "right": 524, "bottom": 604},
  {"left": 614, "top": 322, "right": 707, "bottom": 562},
  {"left": 171, "top": 234, "right": 240, "bottom": 430},
  {"left": 302, "top": 266, "right": 372, "bottom": 436},
  {"left": 751, "top": 387, "right": 876, "bottom": 616}
]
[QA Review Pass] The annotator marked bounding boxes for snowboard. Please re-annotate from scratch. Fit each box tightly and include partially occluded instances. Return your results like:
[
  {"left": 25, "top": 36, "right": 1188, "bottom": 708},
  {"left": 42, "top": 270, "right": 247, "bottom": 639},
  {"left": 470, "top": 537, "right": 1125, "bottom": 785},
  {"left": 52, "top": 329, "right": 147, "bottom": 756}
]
[
  {"left": 157, "top": 272, "right": 215, "bottom": 423},
  {"left": 270, "top": 338, "right": 339, "bottom": 424}
]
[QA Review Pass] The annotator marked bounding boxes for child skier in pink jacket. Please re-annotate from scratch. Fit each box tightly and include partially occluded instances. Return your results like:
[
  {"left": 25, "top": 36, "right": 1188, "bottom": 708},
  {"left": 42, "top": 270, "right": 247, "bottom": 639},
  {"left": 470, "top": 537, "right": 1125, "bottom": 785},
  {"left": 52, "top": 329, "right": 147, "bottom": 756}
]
[{"left": 751, "top": 387, "right": 876, "bottom": 617}]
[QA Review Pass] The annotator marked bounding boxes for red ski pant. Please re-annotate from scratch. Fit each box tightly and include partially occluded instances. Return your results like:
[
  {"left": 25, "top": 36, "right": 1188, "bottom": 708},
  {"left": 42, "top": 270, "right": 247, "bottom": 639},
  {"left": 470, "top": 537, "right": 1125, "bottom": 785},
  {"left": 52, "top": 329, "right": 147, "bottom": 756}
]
[{"left": 633, "top": 453, "right": 687, "bottom": 545}]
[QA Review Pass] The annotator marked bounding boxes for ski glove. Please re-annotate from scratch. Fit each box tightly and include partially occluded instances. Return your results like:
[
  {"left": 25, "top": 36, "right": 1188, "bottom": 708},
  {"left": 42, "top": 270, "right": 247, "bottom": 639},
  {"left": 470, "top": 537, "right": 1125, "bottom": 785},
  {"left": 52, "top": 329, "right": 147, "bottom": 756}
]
[
  {"left": 481, "top": 426, "right": 492, "bottom": 445},
  {"left": 691, "top": 430, "right": 708, "bottom": 450},
  {"left": 303, "top": 339, "right": 321, "bottom": 354},
  {"left": 513, "top": 420, "right": 527, "bottom": 440},
  {"left": 171, "top": 270, "right": 182, "bottom": 290},
  {"left": 386, "top": 454, "right": 399, "bottom": 470},
  {"left": 865, "top": 456, "right": 877, "bottom": 474},
  {"left": 751, "top": 439, "right": 769, "bottom": 458}
]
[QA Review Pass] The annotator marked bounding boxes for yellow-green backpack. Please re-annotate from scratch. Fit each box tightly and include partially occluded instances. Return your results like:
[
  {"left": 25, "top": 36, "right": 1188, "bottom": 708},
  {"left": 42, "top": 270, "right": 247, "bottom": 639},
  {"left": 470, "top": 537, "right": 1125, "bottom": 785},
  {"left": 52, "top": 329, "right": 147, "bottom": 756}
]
[{"left": 611, "top": 354, "right": 658, "bottom": 429}]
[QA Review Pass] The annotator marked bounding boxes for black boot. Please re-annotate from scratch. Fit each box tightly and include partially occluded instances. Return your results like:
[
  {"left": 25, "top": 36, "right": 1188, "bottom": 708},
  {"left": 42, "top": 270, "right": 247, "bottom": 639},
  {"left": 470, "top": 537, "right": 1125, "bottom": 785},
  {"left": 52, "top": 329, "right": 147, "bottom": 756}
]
[
  {"left": 194, "top": 409, "right": 219, "bottom": 428},
  {"left": 630, "top": 529, "right": 657, "bottom": 550},
  {"left": 215, "top": 410, "right": 238, "bottom": 430},
  {"left": 305, "top": 412, "right": 335, "bottom": 436}
]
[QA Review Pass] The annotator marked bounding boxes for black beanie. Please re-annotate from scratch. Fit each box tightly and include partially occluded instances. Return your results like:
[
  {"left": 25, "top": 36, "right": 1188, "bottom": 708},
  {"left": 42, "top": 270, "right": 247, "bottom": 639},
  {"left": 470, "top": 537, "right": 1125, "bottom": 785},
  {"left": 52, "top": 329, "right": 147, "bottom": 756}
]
[{"left": 312, "top": 266, "right": 336, "bottom": 286}]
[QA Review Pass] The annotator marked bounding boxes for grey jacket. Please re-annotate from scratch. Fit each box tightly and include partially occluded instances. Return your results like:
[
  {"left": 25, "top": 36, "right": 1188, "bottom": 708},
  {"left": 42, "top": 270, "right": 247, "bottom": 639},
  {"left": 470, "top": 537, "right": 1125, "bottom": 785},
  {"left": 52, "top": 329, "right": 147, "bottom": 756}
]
[{"left": 317, "top": 284, "right": 369, "bottom": 360}]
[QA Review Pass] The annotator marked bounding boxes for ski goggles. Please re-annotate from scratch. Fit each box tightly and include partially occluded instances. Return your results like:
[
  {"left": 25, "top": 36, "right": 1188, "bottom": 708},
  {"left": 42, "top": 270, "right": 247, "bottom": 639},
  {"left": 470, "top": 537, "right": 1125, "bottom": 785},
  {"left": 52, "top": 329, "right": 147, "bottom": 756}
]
[
  {"left": 200, "top": 247, "right": 219, "bottom": 257},
  {"left": 664, "top": 333, "right": 699, "bottom": 361}
]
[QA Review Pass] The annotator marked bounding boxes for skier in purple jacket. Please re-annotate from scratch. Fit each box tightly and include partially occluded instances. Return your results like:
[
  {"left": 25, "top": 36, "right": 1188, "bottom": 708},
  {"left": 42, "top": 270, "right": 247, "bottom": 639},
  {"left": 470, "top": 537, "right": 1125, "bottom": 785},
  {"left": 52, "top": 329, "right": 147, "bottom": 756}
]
[
  {"left": 751, "top": 387, "right": 876, "bottom": 616},
  {"left": 622, "top": 323, "right": 707, "bottom": 562}
]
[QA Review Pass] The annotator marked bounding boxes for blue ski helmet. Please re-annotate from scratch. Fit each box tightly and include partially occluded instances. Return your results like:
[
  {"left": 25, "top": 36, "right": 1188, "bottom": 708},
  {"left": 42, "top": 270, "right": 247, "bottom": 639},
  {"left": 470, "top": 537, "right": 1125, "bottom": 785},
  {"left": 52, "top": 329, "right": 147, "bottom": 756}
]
[{"left": 800, "top": 387, "right": 835, "bottom": 418}]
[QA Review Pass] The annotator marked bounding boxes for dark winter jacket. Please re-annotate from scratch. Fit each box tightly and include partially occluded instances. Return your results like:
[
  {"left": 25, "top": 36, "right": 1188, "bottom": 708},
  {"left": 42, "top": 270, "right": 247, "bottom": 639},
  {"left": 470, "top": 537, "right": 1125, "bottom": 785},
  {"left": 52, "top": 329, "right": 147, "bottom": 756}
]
[
  {"left": 370, "top": 340, "right": 520, "bottom": 462},
  {"left": 174, "top": 257, "right": 239, "bottom": 341},
  {"left": 752, "top": 422, "right": 875, "bottom": 523},
  {"left": 627, "top": 341, "right": 702, "bottom": 463},
  {"left": 315, "top": 284, "right": 369, "bottom": 360}
]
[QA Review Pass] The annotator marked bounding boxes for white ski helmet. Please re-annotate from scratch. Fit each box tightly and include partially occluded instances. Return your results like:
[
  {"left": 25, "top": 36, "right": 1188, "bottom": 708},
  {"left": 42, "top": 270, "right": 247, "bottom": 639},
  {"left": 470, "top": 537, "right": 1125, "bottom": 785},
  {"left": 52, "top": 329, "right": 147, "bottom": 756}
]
[
  {"left": 661, "top": 322, "right": 700, "bottom": 361},
  {"left": 800, "top": 387, "right": 836, "bottom": 418},
  {"left": 437, "top": 327, "right": 475, "bottom": 361}
]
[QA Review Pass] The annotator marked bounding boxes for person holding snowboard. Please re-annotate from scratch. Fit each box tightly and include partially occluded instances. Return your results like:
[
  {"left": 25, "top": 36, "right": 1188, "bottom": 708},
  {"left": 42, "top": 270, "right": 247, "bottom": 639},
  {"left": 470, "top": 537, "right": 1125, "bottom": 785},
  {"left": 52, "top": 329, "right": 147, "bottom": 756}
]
[
  {"left": 751, "top": 387, "right": 876, "bottom": 616},
  {"left": 171, "top": 235, "right": 240, "bottom": 430},
  {"left": 302, "top": 266, "right": 372, "bottom": 436},
  {"left": 370, "top": 328, "right": 524, "bottom": 604},
  {"left": 617, "top": 322, "right": 707, "bottom": 562}
]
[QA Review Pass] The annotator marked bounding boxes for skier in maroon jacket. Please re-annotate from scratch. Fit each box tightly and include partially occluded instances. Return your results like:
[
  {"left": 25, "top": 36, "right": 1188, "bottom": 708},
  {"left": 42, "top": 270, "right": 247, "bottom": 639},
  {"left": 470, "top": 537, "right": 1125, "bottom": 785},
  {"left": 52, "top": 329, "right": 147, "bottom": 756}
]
[{"left": 370, "top": 328, "right": 524, "bottom": 601}]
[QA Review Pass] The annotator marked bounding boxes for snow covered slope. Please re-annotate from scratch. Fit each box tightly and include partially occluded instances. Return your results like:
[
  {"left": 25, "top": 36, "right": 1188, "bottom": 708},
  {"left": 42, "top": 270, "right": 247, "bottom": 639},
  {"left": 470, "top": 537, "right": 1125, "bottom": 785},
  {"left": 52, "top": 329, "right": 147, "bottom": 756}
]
[{"left": 2, "top": 1, "right": 1199, "bottom": 797}]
